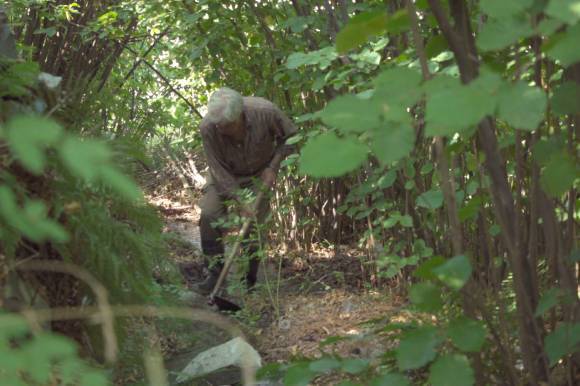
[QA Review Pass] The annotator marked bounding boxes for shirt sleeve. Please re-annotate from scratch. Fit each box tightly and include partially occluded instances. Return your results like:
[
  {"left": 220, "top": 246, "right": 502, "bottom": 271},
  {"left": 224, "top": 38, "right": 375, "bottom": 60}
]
[
  {"left": 269, "top": 106, "right": 298, "bottom": 170},
  {"left": 201, "top": 125, "right": 240, "bottom": 198}
]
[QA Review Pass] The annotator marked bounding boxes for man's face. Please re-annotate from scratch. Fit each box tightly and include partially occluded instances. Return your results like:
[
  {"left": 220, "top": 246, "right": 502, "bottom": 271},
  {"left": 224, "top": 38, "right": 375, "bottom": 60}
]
[{"left": 217, "top": 115, "right": 244, "bottom": 138}]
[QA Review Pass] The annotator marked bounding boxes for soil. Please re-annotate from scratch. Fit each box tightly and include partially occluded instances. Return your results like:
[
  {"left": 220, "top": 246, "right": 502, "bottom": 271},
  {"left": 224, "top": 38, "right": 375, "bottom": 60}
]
[{"left": 150, "top": 194, "right": 408, "bottom": 384}]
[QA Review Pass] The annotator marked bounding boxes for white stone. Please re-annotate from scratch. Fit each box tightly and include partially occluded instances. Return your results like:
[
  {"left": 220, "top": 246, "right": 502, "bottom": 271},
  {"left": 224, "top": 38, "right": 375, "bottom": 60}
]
[{"left": 176, "top": 337, "right": 261, "bottom": 384}]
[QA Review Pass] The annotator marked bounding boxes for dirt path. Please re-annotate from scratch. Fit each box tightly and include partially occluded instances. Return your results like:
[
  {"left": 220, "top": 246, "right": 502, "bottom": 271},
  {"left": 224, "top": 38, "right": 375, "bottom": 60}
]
[{"left": 152, "top": 195, "right": 406, "bottom": 378}]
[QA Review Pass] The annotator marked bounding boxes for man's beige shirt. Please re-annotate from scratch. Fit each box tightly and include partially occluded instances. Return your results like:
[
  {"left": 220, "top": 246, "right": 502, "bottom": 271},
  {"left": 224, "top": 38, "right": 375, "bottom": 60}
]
[{"left": 200, "top": 96, "right": 297, "bottom": 197}]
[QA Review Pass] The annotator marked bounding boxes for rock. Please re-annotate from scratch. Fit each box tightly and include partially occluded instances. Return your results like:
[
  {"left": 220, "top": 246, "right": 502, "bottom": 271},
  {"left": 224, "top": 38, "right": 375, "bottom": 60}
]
[{"left": 175, "top": 337, "right": 262, "bottom": 384}]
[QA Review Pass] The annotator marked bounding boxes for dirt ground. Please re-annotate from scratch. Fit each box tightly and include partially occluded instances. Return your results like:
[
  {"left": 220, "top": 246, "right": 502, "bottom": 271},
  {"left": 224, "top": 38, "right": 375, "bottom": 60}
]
[{"left": 150, "top": 193, "right": 408, "bottom": 382}]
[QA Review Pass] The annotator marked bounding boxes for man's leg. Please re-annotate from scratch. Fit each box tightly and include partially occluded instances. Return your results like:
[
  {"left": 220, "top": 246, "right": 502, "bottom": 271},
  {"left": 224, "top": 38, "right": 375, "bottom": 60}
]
[
  {"left": 243, "top": 188, "right": 271, "bottom": 290},
  {"left": 197, "top": 183, "right": 227, "bottom": 294}
]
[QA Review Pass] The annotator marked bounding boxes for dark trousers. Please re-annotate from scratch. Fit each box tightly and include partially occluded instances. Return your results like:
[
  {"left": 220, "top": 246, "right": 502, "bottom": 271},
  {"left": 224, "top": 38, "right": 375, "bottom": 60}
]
[{"left": 198, "top": 181, "right": 270, "bottom": 289}]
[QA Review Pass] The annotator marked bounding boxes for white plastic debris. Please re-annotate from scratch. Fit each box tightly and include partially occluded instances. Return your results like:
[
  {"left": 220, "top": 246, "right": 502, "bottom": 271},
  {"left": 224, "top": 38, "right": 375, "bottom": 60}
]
[
  {"left": 176, "top": 337, "right": 262, "bottom": 384},
  {"left": 38, "top": 72, "right": 62, "bottom": 89}
]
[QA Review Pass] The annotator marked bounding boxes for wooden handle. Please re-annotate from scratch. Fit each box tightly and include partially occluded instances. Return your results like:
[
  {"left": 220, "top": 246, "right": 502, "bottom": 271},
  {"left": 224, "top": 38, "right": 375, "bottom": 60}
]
[{"left": 209, "top": 190, "right": 266, "bottom": 301}]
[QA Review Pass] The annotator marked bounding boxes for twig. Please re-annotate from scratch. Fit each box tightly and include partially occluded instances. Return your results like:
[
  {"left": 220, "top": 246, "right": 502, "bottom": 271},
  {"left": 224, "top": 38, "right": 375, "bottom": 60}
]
[{"left": 125, "top": 46, "right": 203, "bottom": 118}]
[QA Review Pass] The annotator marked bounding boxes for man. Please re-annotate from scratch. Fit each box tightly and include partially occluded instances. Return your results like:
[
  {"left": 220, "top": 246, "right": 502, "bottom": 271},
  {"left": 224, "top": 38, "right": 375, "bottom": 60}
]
[{"left": 196, "top": 87, "right": 297, "bottom": 293}]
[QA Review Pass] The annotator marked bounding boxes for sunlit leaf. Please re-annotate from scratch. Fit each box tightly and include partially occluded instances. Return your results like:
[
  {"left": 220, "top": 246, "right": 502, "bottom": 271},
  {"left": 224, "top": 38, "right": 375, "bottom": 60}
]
[
  {"left": 60, "top": 137, "right": 112, "bottom": 181},
  {"left": 477, "top": 16, "right": 534, "bottom": 51},
  {"left": 433, "top": 255, "right": 472, "bottom": 291},
  {"left": 545, "top": 24, "right": 580, "bottom": 66},
  {"left": 6, "top": 115, "right": 63, "bottom": 174},
  {"left": 336, "top": 11, "right": 387, "bottom": 53},
  {"left": 546, "top": 0, "right": 580, "bottom": 25},
  {"left": 100, "top": 166, "right": 142, "bottom": 201},
  {"left": 480, "top": 0, "right": 533, "bottom": 18},
  {"left": 370, "top": 122, "right": 414, "bottom": 165},
  {"left": 497, "top": 81, "right": 547, "bottom": 130},
  {"left": 319, "top": 95, "right": 381, "bottom": 133},
  {"left": 416, "top": 189, "right": 444, "bottom": 210},
  {"left": 299, "top": 132, "right": 367, "bottom": 177}
]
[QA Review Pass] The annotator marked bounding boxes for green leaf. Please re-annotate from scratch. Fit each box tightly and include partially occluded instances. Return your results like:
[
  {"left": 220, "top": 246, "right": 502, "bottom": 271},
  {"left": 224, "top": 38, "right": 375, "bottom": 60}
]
[
  {"left": 320, "top": 95, "right": 381, "bottom": 133},
  {"left": 409, "top": 282, "right": 443, "bottom": 312},
  {"left": 336, "top": 11, "right": 387, "bottom": 53},
  {"left": 6, "top": 115, "right": 63, "bottom": 174},
  {"left": 100, "top": 167, "right": 142, "bottom": 201},
  {"left": 544, "top": 322, "right": 580, "bottom": 365},
  {"left": 284, "top": 363, "right": 314, "bottom": 386},
  {"left": 532, "top": 136, "right": 565, "bottom": 166},
  {"left": 60, "top": 137, "right": 112, "bottom": 181},
  {"left": 551, "top": 82, "right": 580, "bottom": 115},
  {"left": 340, "top": 358, "right": 369, "bottom": 374},
  {"left": 416, "top": 189, "right": 444, "bottom": 210},
  {"left": 377, "top": 169, "right": 397, "bottom": 188},
  {"left": 536, "top": 18, "right": 565, "bottom": 36},
  {"left": 459, "top": 196, "right": 483, "bottom": 222},
  {"left": 396, "top": 325, "right": 441, "bottom": 370},
  {"left": 399, "top": 214, "right": 413, "bottom": 227},
  {"left": 373, "top": 67, "right": 423, "bottom": 107},
  {"left": 546, "top": 0, "right": 580, "bottom": 25},
  {"left": 534, "top": 287, "right": 562, "bottom": 317},
  {"left": 448, "top": 317, "right": 487, "bottom": 352},
  {"left": 384, "top": 9, "right": 411, "bottom": 34},
  {"left": 425, "top": 35, "right": 449, "bottom": 59},
  {"left": 428, "top": 354, "right": 475, "bottom": 386},
  {"left": 477, "top": 16, "right": 534, "bottom": 51},
  {"left": 369, "top": 373, "right": 410, "bottom": 386},
  {"left": 299, "top": 133, "right": 367, "bottom": 177},
  {"left": 370, "top": 123, "right": 414, "bottom": 165},
  {"left": 540, "top": 153, "right": 578, "bottom": 197},
  {"left": 0, "top": 314, "right": 30, "bottom": 341},
  {"left": 433, "top": 255, "right": 472, "bottom": 291},
  {"left": 309, "top": 357, "right": 341, "bottom": 373},
  {"left": 79, "top": 370, "right": 110, "bottom": 386},
  {"left": 28, "top": 333, "right": 77, "bottom": 358},
  {"left": 497, "top": 81, "right": 546, "bottom": 130},
  {"left": 480, "top": 0, "right": 534, "bottom": 18},
  {"left": 545, "top": 24, "right": 580, "bottom": 66},
  {"left": 425, "top": 76, "right": 496, "bottom": 136},
  {"left": 414, "top": 256, "right": 446, "bottom": 280}
]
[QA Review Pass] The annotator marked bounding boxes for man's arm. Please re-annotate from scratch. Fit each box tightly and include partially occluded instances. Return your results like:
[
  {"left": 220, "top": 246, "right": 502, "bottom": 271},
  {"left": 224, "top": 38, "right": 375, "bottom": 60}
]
[
  {"left": 201, "top": 126, "right": 240, "bottom": 198},
  {"left": 267, "top": 106, "right": 298, "bottom": 174}
]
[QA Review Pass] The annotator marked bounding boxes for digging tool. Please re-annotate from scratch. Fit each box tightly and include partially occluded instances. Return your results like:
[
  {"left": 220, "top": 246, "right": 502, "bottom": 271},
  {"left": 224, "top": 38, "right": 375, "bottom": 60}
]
[
  {"left": 208, "top": 190, "right": 266, "bottom": 311},
  {"left": 207, "top": 151, "right": 284, "bottom": 311}
]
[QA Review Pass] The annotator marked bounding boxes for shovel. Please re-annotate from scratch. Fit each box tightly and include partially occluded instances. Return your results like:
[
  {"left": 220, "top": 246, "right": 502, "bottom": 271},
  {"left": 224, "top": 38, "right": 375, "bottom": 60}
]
[{"left": 208, "top": 190, "right": 266, "bottom": 312}]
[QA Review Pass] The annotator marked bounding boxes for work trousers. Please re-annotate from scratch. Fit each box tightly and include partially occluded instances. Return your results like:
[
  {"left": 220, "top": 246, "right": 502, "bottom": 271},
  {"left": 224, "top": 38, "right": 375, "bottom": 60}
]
[{"left": 198, "top": 179, "right": 270, "bottom": 289}]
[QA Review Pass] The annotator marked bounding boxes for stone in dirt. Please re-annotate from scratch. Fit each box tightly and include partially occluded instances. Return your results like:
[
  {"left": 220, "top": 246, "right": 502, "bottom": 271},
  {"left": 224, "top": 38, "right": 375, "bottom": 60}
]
[{"left": 175, "top": 337, "right": 262, "bottom": 384}]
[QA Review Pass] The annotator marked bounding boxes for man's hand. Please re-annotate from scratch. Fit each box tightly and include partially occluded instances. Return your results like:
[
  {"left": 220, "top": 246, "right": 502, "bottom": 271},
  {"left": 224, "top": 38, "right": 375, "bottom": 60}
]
[{"left": 260, "top": 167, "right": 276, "bottom": 188}]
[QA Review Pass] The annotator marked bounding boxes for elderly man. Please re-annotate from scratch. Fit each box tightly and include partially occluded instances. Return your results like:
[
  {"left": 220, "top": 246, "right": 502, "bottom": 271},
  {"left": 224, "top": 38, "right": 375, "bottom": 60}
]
[{"left": 196, "top": 87, "right": 296, "bottom": 293}]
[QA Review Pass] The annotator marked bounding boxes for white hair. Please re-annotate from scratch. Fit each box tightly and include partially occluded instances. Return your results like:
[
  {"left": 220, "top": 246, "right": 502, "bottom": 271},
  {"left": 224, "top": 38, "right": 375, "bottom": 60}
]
[{"left": 206, "top": 87, "right": 243, "bottom": 124}]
